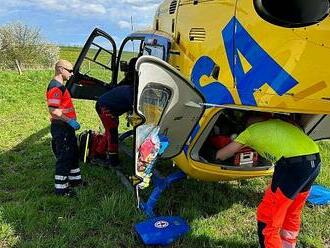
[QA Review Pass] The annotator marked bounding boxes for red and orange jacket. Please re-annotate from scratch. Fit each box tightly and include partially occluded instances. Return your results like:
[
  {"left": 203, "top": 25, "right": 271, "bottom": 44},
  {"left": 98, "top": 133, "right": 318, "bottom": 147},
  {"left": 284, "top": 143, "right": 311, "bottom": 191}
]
[{"left": 46, "top": 79, "right": 76, "bottom": 121}]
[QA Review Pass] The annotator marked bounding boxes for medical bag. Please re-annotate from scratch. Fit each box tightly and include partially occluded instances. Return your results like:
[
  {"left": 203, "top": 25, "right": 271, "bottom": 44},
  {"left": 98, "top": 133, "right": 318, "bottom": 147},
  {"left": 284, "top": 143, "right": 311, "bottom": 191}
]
[
  {"left": 135, "top": 216, "right": 190, "bottom": 246},
  {"left": 78, "top": 130, "right": 107, "bottom": 162},
  {"left": 234, "top": 147, "right": 259, "bottom": 167}
]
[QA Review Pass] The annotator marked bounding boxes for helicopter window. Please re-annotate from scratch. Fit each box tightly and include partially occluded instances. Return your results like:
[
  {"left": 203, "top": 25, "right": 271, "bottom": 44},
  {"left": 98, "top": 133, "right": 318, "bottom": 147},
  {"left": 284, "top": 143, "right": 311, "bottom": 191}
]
[
  {"left": 117, "top": 39, "right": 142, "bottom": 82},
  {"left": 79, "top": 36, "right": 115, "bottom": 84},
  {"left": 254, "top": 0, "right": 330, "bottom": 28},
  {"left": 143, "top": 44, "right": 165, "bottom": 60},
  {"left": 138, "top": 83, "right": 171, "bottom": 125}
]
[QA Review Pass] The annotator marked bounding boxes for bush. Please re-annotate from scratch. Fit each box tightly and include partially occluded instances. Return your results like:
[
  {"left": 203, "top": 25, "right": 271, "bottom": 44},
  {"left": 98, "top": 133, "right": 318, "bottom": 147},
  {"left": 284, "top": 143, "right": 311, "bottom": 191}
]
[{"left": 0, "top": 22, "right": 59, "bottom": 70}]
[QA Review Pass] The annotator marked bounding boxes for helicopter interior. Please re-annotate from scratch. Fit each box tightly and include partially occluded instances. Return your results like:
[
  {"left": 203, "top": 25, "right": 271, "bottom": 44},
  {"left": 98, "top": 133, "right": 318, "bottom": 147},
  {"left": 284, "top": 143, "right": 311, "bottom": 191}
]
[{"left": 191, "top": 109, "right": 322, "bottom": 171}]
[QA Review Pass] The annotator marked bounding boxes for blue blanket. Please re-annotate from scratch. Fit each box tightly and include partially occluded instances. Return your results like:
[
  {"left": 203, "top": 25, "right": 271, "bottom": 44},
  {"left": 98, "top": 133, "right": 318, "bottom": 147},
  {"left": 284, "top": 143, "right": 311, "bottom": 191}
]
[{"left": 307, "top": 185, "right": 330, "bottom": 205}]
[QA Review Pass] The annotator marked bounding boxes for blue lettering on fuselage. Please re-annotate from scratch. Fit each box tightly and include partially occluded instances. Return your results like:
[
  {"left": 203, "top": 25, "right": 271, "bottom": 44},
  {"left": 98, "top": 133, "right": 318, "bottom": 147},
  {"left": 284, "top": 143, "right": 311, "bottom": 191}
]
[
  {"left": 191, "top": 17, "right": 298, "bottom": 106},
  {"left": 191, "top": 56, "right": 235, "bottom": 105}
]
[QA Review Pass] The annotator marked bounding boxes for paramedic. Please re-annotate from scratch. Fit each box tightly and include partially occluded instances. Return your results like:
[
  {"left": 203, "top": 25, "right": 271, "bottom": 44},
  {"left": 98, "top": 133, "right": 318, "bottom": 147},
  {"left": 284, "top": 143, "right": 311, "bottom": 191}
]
[
  {"left": 46, "top": 59, "right": 83, "bottom": 197},
  {"left": 215, "top": 112, "right": 321, "bottom": 248},
  {"left": 94, "top": 57, "right": 138, "bottom": 167}
]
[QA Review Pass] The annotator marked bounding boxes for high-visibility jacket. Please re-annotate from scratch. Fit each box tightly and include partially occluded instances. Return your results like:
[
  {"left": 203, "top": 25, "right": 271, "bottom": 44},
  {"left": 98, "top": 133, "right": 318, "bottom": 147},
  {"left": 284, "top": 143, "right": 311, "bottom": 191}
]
[
  {"left": 46, "top": 79, "right": 76, "bottom": 121},
  {"left": 235, "top": 119, "right": 319, "bottom": 163}
]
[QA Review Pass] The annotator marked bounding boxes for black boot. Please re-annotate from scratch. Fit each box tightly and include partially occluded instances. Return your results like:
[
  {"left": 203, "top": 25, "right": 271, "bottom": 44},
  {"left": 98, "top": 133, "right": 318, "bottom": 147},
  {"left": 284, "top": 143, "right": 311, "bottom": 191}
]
[
  {"left": 55, "top": 188, "right": 77, "bottom": 198},
  {"left": 104, "top": 153, "right": 119, "bottom": 168},
  {"left": 90, "top": 153, "right": 119, "bottom": 168}
]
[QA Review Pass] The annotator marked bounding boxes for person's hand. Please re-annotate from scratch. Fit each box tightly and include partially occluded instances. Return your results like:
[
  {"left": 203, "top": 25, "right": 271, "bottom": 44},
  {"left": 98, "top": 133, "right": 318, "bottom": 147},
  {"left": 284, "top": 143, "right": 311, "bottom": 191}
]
[{"left": 67, "top": 119, "right": 80, "bottom": 130}]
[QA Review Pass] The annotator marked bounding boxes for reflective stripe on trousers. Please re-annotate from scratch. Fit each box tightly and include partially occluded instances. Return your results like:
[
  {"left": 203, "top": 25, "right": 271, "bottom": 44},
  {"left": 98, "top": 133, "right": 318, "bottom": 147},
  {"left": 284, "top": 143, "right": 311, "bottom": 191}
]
[{"left": 51, "top": 122, "right": 80, "bottom": 194}]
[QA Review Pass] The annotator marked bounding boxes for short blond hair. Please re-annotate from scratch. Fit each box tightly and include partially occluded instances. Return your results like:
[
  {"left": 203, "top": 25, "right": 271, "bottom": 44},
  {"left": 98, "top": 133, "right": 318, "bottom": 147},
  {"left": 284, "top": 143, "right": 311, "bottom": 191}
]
[{"left": 55, "top": 59, "right": 73, "bottom": 70}]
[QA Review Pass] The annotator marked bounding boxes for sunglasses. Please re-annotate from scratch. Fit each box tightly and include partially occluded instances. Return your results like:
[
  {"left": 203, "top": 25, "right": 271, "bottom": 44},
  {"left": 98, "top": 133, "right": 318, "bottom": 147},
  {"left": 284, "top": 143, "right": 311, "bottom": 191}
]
[{"left": 62, "top": 67, "right": 73, "bottom": 73}]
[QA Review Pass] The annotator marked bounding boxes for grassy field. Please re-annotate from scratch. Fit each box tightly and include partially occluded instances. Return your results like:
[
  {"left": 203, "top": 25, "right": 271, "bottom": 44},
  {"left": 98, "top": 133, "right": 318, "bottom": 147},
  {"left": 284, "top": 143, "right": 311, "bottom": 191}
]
[{"left": 0, "top": 47, "right": 329, "bottom": 248}]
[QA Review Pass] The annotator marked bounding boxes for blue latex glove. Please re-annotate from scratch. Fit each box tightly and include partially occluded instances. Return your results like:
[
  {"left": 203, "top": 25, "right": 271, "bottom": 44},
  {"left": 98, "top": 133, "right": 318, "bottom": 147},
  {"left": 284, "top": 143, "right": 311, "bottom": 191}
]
[{"left": 67, "top": 119, "right": 80, "bottom": 130}]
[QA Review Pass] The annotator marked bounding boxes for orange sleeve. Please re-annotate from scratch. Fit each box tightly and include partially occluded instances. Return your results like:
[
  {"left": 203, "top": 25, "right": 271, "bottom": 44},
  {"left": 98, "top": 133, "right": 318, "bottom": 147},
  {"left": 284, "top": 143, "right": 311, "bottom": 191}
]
[{"left": 47, "top": 87, "right": 62, "bottom": 108}]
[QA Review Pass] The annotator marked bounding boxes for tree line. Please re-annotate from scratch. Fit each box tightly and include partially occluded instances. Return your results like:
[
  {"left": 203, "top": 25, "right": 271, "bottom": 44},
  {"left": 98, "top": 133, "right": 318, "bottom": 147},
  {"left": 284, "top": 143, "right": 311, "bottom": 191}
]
[{"left": 0, "top": 22, "right": 59, "bottom": 72}]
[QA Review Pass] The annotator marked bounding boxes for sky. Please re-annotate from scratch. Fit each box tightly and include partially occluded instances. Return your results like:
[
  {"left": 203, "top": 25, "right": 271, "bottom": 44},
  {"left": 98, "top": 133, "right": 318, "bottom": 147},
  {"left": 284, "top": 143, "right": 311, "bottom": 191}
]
[{"left": 0, "top": 0, "right": 162, "bottom": 46}]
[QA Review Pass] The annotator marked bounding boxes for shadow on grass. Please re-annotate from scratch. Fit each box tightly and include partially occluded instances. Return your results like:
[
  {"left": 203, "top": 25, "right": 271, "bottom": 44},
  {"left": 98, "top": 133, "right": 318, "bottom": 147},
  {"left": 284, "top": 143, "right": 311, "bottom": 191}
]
[
  {"left": 0, "top": 126, "right": 51, "bottom": 167},
  {"left": 0, "top": 126, "right": 55, "bottom": 195},
  {"left": 9, "top": 126, "right": 50, "bottom": 152},
  {"left": 141, "top": 165, "right": 264, "bottom": 219},
  {"left": 180, "top": 234, "right": 258, "bottom": 248},
  {"left": 0, "top": 126, "right": 51, "bottom": 181}
]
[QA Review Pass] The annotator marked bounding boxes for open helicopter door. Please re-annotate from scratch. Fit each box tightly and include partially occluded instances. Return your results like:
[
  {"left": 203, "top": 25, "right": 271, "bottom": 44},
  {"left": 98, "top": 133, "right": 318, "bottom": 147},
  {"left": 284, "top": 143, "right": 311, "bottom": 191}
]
[
  {"left": 132, "top": 55, "right": 205, "bottom": 193},
  {"left": 135, "top": 55, "right": 205, "bottom": 158},
  {"left": 66, "top": 28, "right": 117, "bottom": 100}
]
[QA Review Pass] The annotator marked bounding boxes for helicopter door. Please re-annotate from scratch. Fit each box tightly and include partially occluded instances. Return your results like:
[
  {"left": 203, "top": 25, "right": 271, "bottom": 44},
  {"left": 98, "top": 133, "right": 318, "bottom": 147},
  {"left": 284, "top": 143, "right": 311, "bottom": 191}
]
[
  {"left": 135, "top": 55, "right": 205, "bottom": 159},
  {"left": 304, "top": 114, "right": 330, "bottom": 141},
  {"left": 66, "top": 28, "right": 117, "bottom": 100}
]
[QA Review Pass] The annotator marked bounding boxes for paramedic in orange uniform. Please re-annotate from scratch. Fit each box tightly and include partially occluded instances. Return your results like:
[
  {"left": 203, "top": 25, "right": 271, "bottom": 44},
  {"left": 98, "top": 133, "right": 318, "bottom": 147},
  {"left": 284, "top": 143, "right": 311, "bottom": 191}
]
[
  {"left": 46, "top": 60, "right": 83, "bottom": 196},
  {"left": 215, "top": 112, "right": 321, "bottom": 248}
]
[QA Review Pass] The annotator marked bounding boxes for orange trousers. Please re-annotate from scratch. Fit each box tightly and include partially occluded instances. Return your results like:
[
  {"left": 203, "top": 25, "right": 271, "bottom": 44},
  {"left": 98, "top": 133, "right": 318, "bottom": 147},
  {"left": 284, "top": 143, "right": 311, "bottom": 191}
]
[
  {"left": 257, "top": 188, "right": 309, "bottom": 248},
  {"left": 257, "top": 154, "right": 320, "bottom": 248}
]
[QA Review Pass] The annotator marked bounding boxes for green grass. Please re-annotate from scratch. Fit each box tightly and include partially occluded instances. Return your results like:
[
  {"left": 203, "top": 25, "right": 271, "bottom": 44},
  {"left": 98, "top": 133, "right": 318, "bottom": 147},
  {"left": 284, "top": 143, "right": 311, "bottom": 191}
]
[
  {"left": 0, "top": 47, "right": 329, "bottom": 247},
  {"left": 59, "top": 46, "right": 82, "bottom": 64}
]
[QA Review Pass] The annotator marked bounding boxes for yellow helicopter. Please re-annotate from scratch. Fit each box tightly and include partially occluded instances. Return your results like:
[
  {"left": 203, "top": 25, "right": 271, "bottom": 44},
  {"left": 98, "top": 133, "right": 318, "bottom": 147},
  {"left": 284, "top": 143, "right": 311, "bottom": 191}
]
[{"left": 67, "top": 0, "right": 330, "bottom": 214}]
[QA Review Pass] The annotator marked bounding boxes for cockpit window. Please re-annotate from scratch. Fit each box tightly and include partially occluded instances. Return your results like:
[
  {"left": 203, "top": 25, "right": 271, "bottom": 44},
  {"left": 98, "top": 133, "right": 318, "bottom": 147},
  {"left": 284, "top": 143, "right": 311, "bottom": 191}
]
[
  {"left": 143, "top": 44, "right": 165, "bottom": 60},
  {"left": 254, "top": 0, "right": 330, "bottom": 28}
]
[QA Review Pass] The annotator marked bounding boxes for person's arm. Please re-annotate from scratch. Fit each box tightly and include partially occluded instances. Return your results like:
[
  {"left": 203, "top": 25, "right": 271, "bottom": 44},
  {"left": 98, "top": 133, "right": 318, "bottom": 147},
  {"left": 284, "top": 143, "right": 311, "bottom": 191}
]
[
  {"left": 49, "top": 107, "right": 80, "bottom": 130},
  {"left": 48, "top": 107, "right": 70, "bottom": 122},
  {"left": 215, "top": 141, "right": 244, "bottom": 161}
]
